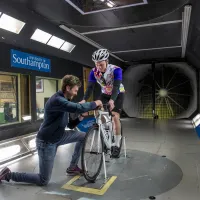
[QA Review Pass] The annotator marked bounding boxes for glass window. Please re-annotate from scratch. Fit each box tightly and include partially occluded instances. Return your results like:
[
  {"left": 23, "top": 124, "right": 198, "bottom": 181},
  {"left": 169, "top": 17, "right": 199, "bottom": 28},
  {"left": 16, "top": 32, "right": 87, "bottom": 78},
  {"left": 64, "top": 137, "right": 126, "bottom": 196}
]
[
  {"left": 36, "top": 77, "right": 57, "bottom": 120},
  {"left": 83, "top": 67, "right": 94, "bottom": 102},
  {"left": 20, "top": 74, "right": 31, "bottom": 122},
  {"left": 0, "top": 74, "right": 19, "bottom": 125},
  {"left": 83, "top": 67, "right": 94, "bottom": 115}
]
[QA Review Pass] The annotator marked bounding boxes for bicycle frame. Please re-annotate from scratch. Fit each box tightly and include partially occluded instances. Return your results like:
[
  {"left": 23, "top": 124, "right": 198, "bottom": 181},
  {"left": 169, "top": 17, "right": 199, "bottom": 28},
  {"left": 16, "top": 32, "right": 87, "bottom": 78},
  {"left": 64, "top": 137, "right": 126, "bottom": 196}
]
[{"left": 92, "top": 109, "right": 114, "bottom": 153}]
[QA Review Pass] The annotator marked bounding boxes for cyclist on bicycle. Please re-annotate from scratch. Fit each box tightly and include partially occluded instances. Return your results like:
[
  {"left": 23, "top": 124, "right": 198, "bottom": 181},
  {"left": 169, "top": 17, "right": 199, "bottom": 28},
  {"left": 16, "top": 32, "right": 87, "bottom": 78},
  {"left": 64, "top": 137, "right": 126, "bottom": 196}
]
[{"left": 80, "top": 49, "right": 125, "bottom": 158}]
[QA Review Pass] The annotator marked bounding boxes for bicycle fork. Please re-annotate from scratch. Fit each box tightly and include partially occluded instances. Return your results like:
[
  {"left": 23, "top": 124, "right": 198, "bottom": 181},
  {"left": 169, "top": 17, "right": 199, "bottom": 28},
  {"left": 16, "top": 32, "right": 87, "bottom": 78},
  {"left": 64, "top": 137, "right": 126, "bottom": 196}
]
[{"left": 89, "top": 125, "right": 101, "bottom": 153}]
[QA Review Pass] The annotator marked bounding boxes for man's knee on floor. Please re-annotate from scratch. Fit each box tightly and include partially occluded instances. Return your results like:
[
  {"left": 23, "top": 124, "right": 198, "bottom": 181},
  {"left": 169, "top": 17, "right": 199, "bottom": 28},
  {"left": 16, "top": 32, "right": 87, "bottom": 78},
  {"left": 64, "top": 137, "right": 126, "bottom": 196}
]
[{"left": 38, "top": 176, "right": 50, "bottom": 186}]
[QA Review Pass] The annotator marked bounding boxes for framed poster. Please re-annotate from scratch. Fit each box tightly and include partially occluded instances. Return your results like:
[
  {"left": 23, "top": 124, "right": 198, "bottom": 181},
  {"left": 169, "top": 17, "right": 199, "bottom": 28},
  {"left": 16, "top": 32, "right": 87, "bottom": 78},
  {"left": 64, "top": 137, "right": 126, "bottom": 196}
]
[
  {"left": 36, "top": 79, "right": 44, "bottom": 93},
  {"left": 0, "top": 81, "right": 13, "bottom": 92}
]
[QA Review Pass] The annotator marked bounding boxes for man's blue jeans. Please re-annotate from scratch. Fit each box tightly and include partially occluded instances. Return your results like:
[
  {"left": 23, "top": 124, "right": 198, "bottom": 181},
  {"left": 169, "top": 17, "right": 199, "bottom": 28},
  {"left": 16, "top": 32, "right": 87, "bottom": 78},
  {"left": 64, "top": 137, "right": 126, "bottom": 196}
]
[{"left": 9, "top": 130, "right": 86, "bottom": 186}]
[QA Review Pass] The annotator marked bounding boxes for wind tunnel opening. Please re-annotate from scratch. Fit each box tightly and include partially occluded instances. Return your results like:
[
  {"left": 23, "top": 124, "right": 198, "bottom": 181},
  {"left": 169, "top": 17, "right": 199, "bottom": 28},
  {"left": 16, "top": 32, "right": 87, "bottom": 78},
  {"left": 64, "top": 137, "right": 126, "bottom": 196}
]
[{"left": 123, "top": 62, "right": 197, "bottom": 119}]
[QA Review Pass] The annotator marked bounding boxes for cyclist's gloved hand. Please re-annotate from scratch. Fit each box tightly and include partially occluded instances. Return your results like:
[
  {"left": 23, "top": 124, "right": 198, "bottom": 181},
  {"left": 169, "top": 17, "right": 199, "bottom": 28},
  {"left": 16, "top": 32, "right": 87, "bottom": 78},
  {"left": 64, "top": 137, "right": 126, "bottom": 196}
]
[
  {"left": 108, "top": 99, "right": 115, "bottom": 111},
  {"left": 94, "top": 100, "right": 103, "bottom": 109}
]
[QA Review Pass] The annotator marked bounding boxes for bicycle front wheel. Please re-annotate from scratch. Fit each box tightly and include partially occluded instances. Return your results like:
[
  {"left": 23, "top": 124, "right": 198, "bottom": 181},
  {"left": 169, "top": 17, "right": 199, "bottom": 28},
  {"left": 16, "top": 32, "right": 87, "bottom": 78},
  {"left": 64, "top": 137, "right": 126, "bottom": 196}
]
[{"left": 81, "top": 125, "right": 103, "bottom": 183}]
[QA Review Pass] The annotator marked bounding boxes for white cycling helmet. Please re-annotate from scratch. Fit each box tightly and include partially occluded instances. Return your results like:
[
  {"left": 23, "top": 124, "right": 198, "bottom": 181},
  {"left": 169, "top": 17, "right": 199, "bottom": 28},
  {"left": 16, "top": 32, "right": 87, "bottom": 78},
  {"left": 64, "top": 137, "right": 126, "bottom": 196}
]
[{"left": 92, "top": 49, "right": 109, "bottom": 62}]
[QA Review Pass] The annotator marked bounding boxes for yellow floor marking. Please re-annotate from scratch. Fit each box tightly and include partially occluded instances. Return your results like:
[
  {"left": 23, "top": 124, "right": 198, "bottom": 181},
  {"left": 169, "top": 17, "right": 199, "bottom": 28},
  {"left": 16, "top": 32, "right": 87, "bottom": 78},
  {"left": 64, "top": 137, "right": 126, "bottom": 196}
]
[{"left": 62, "top": 175, "right": 117, "bottom": 196}]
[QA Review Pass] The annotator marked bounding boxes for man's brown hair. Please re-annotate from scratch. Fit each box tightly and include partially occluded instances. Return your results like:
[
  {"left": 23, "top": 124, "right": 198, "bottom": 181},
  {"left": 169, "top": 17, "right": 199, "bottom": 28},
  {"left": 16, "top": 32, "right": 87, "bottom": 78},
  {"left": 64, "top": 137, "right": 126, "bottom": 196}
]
[{"left": 61, "top": 75, "right": 82, "bottom": 93}]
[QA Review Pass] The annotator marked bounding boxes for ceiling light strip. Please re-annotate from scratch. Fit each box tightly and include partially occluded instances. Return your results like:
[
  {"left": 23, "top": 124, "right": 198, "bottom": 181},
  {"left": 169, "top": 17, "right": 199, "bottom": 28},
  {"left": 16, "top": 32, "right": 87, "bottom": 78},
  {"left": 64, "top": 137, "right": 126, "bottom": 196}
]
[
  {"left": 31, "top": 28, "right": 76, "bottom": 52},
  {"left": 181, "top": 8, "right": 187, "bottom": 56},
  {"left": 59, "top": 25, "right": 124, "bottom": 62},
  {"left": 81, "top": 20, "right": 182, "bottom": 35},
  {"left": 30, "top": 29, "right": 52, "bottom": 44},
  {"left": 0, "top": 14, "right": 25, "bottom": 34},
  {"left": 181, "top": 5, "right": 192, "bottom": 58},
  {"left": 47, "top": 36, "right": 65, "bottom": 49},
  {"left": 60, "top": 41, "right": 76, "bottom": 53},
  {"left": 64, "top": 0, "right": 85, "bottom": 15},
  {"left": 112, "top": 46, "right": 182, "bottom": 53}
]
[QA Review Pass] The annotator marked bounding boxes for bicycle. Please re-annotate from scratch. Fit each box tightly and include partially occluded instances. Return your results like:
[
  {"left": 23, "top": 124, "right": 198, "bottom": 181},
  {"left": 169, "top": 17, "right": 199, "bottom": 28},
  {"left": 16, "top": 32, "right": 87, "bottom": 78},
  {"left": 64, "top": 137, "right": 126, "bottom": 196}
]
[{"left": 81, "top": 104, "right": 124, "bottom": 183}]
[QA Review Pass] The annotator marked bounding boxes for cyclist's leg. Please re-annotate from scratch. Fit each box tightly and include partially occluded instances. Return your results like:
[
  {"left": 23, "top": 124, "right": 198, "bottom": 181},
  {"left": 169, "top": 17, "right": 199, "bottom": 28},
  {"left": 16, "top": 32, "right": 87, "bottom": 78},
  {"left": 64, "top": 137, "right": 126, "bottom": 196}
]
[
  {"left": 111, "top": 93, "right": 124, "bottom": 157},
  {"left": 112, "top": 111, "right": 121, "bottom": 140},
  {"left": 112, "top": 93, "right": 124, "bottom": 137}
]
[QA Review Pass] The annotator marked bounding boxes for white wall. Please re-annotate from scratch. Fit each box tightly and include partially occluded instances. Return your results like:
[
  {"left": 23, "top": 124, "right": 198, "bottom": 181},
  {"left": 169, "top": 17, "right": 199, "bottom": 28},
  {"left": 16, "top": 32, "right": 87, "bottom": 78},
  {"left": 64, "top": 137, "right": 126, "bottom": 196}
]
[
  {"left": 58, "top": 79, "right": 62, "bottom": 91},
  {"left": 36, "top": 79, "right": 57, "bottom": 109}
]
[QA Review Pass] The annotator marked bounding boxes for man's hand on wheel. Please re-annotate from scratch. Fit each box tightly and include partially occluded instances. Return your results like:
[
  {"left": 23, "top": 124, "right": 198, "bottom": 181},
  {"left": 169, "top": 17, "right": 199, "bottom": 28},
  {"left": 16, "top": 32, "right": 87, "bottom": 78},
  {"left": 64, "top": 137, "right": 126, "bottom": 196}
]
[{"left": 108, "top": 99, "right": 115, "bottom": 111}]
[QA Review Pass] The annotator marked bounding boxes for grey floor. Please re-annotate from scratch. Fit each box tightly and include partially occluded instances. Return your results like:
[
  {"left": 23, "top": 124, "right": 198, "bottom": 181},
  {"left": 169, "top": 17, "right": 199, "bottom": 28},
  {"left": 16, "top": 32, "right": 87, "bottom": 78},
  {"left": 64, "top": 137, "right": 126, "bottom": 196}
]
[{"left": 0, "top": 118, "right": 200, "bottom": 200}]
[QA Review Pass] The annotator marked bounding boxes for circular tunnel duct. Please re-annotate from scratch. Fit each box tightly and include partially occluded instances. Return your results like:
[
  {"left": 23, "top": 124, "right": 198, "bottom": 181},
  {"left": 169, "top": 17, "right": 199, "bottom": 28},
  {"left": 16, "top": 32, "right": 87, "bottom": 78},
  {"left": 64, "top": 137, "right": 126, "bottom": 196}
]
[{"left": 123, "top": 62, "right": 197, "bottom": 119}]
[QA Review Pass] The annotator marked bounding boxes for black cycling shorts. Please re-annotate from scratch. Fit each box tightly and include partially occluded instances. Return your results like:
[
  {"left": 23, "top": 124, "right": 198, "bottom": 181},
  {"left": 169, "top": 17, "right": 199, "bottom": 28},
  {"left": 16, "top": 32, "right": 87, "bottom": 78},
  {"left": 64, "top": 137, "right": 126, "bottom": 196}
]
[{"left": 99, "top": 93, "right": 125, "bottom": 114}]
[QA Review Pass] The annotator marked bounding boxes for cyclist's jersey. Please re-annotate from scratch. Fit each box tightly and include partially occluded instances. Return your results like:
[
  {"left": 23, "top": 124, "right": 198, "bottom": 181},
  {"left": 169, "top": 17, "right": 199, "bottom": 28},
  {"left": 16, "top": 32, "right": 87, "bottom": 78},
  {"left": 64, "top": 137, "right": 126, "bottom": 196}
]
[{"left": 89, "top": 64, "right": 125, "bottom": 96}]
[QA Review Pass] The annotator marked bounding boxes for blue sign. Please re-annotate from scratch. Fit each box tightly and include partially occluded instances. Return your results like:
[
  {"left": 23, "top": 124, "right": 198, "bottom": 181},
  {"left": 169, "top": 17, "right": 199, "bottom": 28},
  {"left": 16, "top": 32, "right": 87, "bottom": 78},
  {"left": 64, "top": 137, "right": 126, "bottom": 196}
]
[
  {"left": 77, "top": 117, "right": 96, "bottom": 132},
  {"left": 11, "top": 49, "right": 51, "bottom": 72}
]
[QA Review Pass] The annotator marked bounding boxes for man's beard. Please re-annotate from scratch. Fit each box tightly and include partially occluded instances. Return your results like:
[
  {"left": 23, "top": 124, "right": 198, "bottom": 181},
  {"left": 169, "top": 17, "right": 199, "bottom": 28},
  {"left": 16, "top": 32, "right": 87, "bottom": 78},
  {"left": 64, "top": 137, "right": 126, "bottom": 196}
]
[
  {"left": 66, "top": 94, "right": 74, "bottom": 100},
  {"left": 67, "top": 96, "right": 73, "bottom": 100}
]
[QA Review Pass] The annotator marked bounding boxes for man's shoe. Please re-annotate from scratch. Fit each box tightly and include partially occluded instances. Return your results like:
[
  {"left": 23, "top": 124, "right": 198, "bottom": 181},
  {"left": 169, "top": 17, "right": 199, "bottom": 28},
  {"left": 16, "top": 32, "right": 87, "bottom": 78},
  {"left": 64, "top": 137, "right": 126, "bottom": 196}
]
[
  {"left": 0, "top": 167, "right": 11, "bottom": 183},
  {"left": 111, "top": 146, "right": 120, "bottom": 158},
  {"left": 66, "top": 165, "right": 83, "bottom": 175}
]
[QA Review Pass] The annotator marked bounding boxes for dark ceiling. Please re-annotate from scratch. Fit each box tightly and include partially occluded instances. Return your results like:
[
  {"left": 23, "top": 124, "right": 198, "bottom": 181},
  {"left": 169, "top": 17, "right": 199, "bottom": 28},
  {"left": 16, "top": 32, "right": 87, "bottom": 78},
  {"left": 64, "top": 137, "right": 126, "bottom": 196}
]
[{"left": 1, "top": 0, "right": 200, "bottom": 69}]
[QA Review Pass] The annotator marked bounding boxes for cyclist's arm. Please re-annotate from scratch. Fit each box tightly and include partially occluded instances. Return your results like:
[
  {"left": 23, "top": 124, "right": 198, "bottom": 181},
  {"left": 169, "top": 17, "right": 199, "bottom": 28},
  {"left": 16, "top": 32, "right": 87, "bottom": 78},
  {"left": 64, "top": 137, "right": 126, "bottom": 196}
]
[
  {"left": 111, "top": 68, "right": 123, "bottom": 101},
  {"left": 83, "top": 70, "right": 96, "bottom": 101}
]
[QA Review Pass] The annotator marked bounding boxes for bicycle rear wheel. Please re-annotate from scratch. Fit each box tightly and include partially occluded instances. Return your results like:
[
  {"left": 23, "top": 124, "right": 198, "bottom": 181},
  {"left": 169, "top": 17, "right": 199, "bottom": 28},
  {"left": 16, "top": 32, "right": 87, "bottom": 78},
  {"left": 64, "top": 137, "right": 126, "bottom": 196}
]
[{"left": 81, "top": 125, "right": 103, "bottom": 183}]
